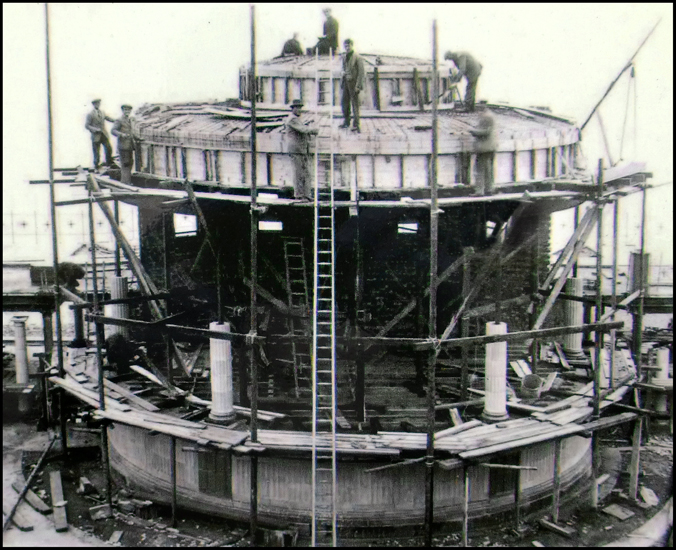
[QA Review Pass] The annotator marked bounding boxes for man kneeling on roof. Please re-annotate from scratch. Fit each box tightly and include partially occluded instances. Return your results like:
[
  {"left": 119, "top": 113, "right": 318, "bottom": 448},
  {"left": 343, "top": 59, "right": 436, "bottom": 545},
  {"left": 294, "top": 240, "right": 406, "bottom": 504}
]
[{"left": 285, "top": 99, "right": 319, "bottom": 201}]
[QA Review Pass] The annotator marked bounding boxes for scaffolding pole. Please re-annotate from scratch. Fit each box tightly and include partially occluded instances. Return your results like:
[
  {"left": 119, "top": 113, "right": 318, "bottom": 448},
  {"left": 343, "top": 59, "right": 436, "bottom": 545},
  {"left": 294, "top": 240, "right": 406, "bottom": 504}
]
[
  {"left": 424, "top": 20, "right": 439, "bottom": 548},
  {"left": 635, "top": 185, "right": 647, "bottom": 377},
  {"left": 88, "top": 190, "right": 113, "bottom": 511},
  {"left": 44, "top": 2, "right": 68, "bottom": 456},
  {"left": 248, "top": 5, "right": 259, "bottom": 546}
]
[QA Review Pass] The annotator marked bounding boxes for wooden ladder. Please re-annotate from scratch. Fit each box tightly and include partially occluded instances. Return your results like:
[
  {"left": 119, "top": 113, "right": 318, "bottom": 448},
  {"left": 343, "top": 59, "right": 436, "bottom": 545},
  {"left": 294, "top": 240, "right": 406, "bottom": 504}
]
[
  {"left": 311, "top": 49, "right": 337, "bottom": 548},
  {"left": 283, "top": 237, "right": 311, "bottom": 397}
]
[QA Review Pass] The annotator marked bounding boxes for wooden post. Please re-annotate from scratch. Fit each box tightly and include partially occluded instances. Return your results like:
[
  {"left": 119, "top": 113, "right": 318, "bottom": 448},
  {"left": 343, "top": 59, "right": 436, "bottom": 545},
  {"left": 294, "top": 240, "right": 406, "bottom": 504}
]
[
  {"left": 170, "top": 436, "right": 177, "bottom": 527},
  {"left": 44, "top": 2, "right": 67, "bottom": 458},
  {"left": 593, "top": 159, "right": 604, "bottom": 419},
  {"left": 373, "top": 67, "right": 381, "bottom": 111},
  {"left": 249, "top": 6, "right": 259, "bottom": 546},
  {"left": 461, "top": 248, "right": 473, "bottom": 400},
  {"left": 42, "top": 312, "right": 54, "bottom": 359},
  {"left": 552, "top": 438, "right": 562, "bottom": 523},
  {"left": 462, "top": 463, "right": 470, "bottom": 547},
  {"left": 635, "top": 186, "right": 647, "bottom": 377},
  {"left": 629, "top": 416, "right": 642, "bottom": 500},
  {"left": 514, "top": 468, "right": 522, "bottom": 529},
  {"left": 424, "top": 21, "right": 439, "bottom": 548},
  {"left": 609, "top": 198, "right": 619, "bottom": 388},
  {"left": 572, "top": 206, "right": 579, "bottom": 278},
  {"left": 355, "top": 350, "right": 365, "bottom": 423},
  {"left": 113, "top": 200, "right": 122, "bottom": 277}
]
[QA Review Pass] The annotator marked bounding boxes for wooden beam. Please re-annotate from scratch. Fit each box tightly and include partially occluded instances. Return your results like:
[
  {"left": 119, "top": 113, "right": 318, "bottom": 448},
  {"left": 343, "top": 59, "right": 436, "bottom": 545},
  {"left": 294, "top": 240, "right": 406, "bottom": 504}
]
[
  {"left": 552, "top": 438, "right": 562, "bottom": 523},
  {"left": 49, "top": 470, "right": 68, "bottom": 532},
  {"left": 532, "top": 209, "right": 598, "bottom": 330},
  {"left": 629, "top": 417, "right": 642, "bottom": 500},
  {"left": 103, "top": 378, "right": 160, "bottom": 412}
]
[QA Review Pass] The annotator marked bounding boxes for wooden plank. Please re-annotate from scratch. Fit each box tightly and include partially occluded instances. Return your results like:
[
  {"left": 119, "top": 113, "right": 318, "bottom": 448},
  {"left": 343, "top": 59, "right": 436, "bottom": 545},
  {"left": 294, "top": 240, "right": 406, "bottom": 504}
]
[
  {"left": 103, "top": 378, "right": 160, "bottom": 412},
  {"left": 435, "top": 419, "right": 483, "bottom": 440},
  {"left": 553, "top": 342, "right": 572, "bottom": 370},
  {"left": 602, "top": 504, "right": 635, "bottom": 521},
  {"left": 541, "top": 373, "right": 558, "bottom": 393},
  {"left": 49, "top": 470, "right": 68, "bottom": 532},
  {"left": 510, "top": 361, "right": 526, "bottom": 379},
  {"left": 2, "top": 503, "right": 34, "bottom": 532},
  {"left": 108, "top": 530, "right": 124, "bottom": 544},
  {"left": 629, "top": 417, "right": 642, "bottom": 500},
  {"left": 517, "top": 360, "right": 533, "bottom": 376},
  {"left": 11, "top": 479, "right": 51, "bottom": 514},
  {"left": 539, "top": 518, "right": 575, "bottom": 538},
  {"left": 449, "top": 408, "right": 463, "bottom": 426}
]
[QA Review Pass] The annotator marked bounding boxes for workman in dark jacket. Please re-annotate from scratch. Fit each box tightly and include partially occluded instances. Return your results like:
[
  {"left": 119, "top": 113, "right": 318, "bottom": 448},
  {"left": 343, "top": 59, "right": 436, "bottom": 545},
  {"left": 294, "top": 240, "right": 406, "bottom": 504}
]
[
  {"left": 321, "top": 8, "right": 339, "bottom": 54},
  {"left": 340, "top": 39, "right": 365, "bottom": 133},
  {"left": 285, "top": 99, "right": 319, "bottom": 200},
  {"left": 111, "top": 104, "right": 138, "bottom": 184},
  {"left": 469, "top": 104, "right": 496, "bottom": 194},
  {"left": 281, "top": 33, "right": 303, "bottom": 56},
  {"left": 85, "top": 99, "right": 115, "bottom": 170},
  {"left": 444, "top": 51, "right": 482, "bottom": 111}
]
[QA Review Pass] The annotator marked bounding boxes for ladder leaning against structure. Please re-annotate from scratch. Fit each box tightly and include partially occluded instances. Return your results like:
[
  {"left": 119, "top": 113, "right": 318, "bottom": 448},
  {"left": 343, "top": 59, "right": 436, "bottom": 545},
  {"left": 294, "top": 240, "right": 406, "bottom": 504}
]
[
  {"left": 283, "top": 237, "right": 311, "bottom": 397},
  {"left": 311, "top": 49, "right": 338, "bottom": 547}
]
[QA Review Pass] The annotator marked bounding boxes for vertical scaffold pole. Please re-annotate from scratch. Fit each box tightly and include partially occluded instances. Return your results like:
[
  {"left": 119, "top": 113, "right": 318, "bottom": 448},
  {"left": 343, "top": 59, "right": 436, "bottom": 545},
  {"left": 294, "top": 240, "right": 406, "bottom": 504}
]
[
  {"left": 45, "top": 2, "right": 68, "bottom": 457},
  {"left": 635, "top": 185, "right": 647, "bottom": 377},
  {"left": 248, "top": 5, "right": 259, "bottom": 546},
  {"left": 591, "top": 159, "right": 604, "bottom": 509},
  {"left": 610, "top": 197, "right": 619, "bottom": 388},
  {"left": 89, "top": 190, "right": 113, "bottom": 510},
  {"left": 424, "top": 19, "right": 439, "bottom": 548}
]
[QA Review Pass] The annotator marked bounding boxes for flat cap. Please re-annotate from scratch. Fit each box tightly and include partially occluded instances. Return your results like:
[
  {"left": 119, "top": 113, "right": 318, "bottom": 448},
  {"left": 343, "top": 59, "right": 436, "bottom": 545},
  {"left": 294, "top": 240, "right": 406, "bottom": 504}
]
[{"left": 121, "top": 104, "right": 133, "bottom": 109}]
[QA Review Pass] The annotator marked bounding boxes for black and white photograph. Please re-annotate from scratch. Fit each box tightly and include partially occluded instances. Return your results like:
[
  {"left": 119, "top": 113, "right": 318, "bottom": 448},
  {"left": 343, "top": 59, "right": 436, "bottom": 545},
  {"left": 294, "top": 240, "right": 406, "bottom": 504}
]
[{"left": 3, "top": 4, "right": 673, "bottom": 547}]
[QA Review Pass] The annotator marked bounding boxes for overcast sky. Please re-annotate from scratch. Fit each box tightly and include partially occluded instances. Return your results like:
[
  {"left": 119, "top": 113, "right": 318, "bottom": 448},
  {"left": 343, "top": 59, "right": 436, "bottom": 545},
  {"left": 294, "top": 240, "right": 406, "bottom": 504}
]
[{"left": 3, "top": 3, "right": 673, "bottom": 265}]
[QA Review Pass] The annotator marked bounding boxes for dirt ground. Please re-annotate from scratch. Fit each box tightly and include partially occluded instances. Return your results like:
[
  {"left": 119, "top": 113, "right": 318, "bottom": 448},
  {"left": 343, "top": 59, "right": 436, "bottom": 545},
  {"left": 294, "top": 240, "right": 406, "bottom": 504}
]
[{"left": 3, "top": 420, "right": 672, "bottom": 547}]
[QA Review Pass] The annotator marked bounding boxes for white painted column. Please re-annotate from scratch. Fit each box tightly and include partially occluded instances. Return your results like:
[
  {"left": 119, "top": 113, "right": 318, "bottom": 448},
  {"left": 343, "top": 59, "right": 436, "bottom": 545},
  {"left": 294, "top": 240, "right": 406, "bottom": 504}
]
[
  {"left": 563, "top": 278, "right": 584, "bottom": 353},
  {"left": 105, "top": 276, "right": 129, "bottom": 338},
  {"left": 482, "top": 322, "right": 509, "bottom": 422},
  {"left": 209, "top": 321, "right": 235, "bottom": 423},
  {"left": 652, "top": 348, "right": 671, "bottom": 413},
  {"left": 12, "top": 316, "right": 29, "bottom": 385}
]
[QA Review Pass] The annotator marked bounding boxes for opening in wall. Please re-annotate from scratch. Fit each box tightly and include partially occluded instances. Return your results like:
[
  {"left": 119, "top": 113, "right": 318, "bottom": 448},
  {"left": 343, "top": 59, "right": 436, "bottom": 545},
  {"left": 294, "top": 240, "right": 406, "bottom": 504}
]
[{"left": 174, "top": 213, "right": 197, "bottom": 237}]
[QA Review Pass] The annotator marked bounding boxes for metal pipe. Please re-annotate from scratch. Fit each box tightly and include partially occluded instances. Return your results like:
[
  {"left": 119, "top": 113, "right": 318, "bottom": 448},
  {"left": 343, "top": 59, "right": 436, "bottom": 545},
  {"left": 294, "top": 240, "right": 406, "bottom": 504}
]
[
  {"left": 44, "top": 1, "right": 67, "bottom": 457},
  {"left": 424, "top": 21, "right": 439, "bottom": 547},
  {"left": 249, "top": 5, "right": 258, "bottom": 546}
]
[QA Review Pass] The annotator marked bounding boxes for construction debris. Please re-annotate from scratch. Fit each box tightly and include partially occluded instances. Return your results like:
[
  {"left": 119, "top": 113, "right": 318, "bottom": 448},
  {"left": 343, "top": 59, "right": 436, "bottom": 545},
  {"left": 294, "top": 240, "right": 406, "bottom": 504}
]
[
  {"left": 602, "top": 504, "right": 635, "bottom": 521},
  {"left": 539, "top": 518, "right": 575, "bottom": 538},
  {"left": 49, "top": 470, "right": 69, "bottom": 532},
  {"left": 89, "top": 503, "right": 113, "bottom": 521}
]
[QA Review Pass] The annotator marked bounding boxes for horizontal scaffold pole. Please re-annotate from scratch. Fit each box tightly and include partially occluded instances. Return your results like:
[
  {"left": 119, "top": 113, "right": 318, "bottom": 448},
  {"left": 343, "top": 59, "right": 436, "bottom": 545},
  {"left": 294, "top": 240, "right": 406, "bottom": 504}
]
[
  {"left": 86, "top": 314, "right": 264, "bottom": 344},
  {"left": 269, "top": 320, "right": 623, "bottom": 349}
]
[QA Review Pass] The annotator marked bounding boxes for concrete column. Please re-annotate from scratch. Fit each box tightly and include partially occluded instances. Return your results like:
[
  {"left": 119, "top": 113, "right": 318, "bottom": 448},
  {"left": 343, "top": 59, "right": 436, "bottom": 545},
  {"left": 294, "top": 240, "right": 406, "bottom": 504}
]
[
  {"left": 563, "top": 278, "right": 584, "bottom": 353},
  {"left": 482, "top": 321, "right": 509, "bottom": 422},
  {"left": 71, "top": 307, "right": 87, "bottom": 348},
  {"left": 42, "top": 312, "right": 54, "bottom": 358},
  {"left": 209, "top": 321, "right": 235, "bottom": 423},
  {"left": 104, "top": 276, "right": 129, "bottom": 338},
  {"left": 629, "top": 251, "right": 650, "bottom": 296},
  {"left": 652, "top": 348, "right": 671, "bottom": 413},
  {"left": 12, "top": 316, "right": 29, "bottom": 385}
]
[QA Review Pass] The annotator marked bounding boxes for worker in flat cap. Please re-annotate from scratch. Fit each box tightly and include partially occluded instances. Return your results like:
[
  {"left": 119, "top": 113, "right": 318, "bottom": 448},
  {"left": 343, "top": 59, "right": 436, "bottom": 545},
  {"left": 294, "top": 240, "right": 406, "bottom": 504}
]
[
  {"left": 444, "top": 51, "right": 483, "bottom": 111},
  {"left": 285, "top": 99, "right": 319, "bottom": 201},
  {"left": 111, "top": 104, "right": 139, "bottom": 184},
  {"left": 85, "top": 99, "right": 115, "bottom": 170},
  {"left": 340, "top": 39, "right": 365, "bottom": 132}
]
